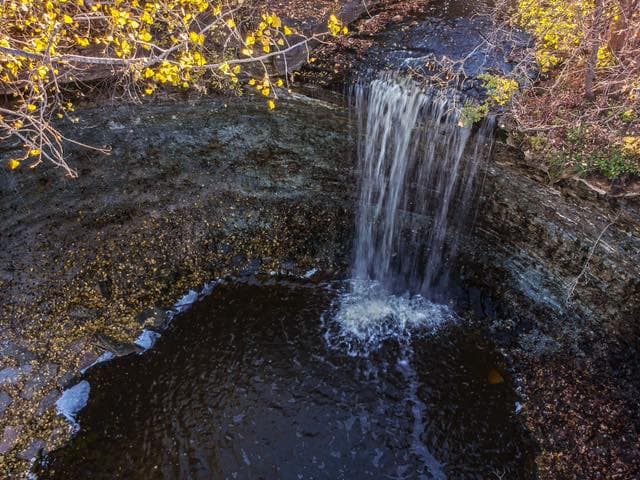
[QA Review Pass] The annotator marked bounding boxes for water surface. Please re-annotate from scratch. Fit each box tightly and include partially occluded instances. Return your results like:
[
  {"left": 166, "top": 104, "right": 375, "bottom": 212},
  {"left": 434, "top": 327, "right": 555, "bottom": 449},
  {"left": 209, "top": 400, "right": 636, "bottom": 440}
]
[{"left": 38, "top": 278, "right": 533, "bottom": 479}]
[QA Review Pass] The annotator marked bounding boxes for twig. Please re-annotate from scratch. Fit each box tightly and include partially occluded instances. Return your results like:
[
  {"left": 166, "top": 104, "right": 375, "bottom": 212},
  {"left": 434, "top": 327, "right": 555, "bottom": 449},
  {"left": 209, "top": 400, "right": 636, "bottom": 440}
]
[{"left": 565, "top": 212, "right": 620, "bottom": 303}]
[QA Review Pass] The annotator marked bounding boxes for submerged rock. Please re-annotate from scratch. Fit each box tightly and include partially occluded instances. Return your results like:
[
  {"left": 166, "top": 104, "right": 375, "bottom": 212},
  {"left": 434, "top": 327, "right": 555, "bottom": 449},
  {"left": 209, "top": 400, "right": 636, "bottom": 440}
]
[
  {"left": 0, "top": 426, "right": 21, "bottom": 454},
  {"left": 0, "top": 391, "right": 12, "bottom": 416},
  {"left": 93, "top": 333, "right": 144, "bottom": 357},
  {"left": 18, "top": 439, "right": 46, "bottom": 461}
]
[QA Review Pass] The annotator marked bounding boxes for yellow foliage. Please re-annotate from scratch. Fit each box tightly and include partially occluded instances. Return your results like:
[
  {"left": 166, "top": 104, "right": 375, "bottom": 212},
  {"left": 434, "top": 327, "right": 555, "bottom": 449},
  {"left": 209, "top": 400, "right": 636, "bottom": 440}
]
[
  {"left": 515, "top": 0, "right": 594, "bottom": 71},
  {"left": 515, "top": 0, "right": 622, "bottom": 72},
  {"left": 328, "top": 14, "right": 348, "bottom": 37},
  {"left": 0, "top": 0, "right": 350, "bottom": 174},
  {"left": 478, "top": 74, "right": 520, "bottom": 106},
  {"left": 622, "top": 136, "right": 640, "bottom": 157}
]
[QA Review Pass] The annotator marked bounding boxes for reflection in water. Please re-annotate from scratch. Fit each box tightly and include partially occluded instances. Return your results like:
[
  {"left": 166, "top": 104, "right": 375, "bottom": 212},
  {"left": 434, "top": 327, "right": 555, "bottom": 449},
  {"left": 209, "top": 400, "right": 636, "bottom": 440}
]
[{"left": 37, "top": 279, "right": 533, "bottom": 480}]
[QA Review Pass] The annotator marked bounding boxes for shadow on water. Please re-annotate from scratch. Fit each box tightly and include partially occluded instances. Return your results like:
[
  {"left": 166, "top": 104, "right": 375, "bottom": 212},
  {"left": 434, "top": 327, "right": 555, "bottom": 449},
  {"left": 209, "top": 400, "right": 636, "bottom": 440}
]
[{"left": 36, "top": 278, "right": 535, "bottom": 479}]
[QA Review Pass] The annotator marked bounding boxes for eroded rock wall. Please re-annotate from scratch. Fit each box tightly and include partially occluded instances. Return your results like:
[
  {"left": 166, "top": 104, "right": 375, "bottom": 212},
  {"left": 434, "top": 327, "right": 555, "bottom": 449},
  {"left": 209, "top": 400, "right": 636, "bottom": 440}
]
[{"left": 457, "top": 143, "right": 640, "bottom": 479}]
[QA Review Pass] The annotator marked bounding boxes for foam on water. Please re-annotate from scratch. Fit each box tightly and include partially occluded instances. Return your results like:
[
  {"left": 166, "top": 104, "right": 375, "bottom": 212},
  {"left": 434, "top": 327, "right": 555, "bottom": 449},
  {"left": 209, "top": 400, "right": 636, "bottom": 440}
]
[
  {"left": 325, "top": 280, "right": 456, "bottom": 355},
  {"left": 56, "top": 381, "right": 91, "bottom": 429}
]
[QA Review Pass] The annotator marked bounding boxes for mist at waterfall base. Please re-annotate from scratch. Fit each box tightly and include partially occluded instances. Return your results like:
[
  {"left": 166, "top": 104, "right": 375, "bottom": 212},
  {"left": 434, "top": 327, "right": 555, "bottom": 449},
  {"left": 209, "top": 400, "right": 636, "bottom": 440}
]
[{"left": 36, "top": 76, "right": 534, "bottom": 479}]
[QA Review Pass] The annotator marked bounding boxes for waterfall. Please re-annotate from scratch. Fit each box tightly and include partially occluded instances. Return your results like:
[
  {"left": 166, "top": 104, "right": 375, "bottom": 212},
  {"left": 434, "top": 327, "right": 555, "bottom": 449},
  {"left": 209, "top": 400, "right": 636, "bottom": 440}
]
[
  {"left": 352, "top": 73, "right": 495, "bottom": 295},
  {"left": 329, "top": 73, "right": 495, "bottom": 354}
]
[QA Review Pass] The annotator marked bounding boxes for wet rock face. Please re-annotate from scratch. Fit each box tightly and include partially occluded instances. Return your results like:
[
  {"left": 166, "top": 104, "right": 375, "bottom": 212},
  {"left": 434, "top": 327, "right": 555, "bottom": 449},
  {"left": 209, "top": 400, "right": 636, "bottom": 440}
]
[
  {"left": 455, "top": 144, "right": 640, "bottom": 479},
  {"left": 0, "top": 392, "right": 11, "bottom": 416},
  {"left": 363, "top": 16, "right": 533, "bottom": 85},
  {"left": 459, "top": 143, "right": 640, "bottom": 344}
]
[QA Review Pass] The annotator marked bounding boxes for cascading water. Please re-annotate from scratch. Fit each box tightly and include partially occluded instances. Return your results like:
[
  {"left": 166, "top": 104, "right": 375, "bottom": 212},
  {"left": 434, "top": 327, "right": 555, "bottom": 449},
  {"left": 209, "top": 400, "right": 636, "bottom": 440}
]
[
  {"left": 38, "top": 87, "right": 534, "bottom": 480},
  {"left": 353, "top": 73, "right": 495, "bottom": 294},
  {"left": 331, "top": 73, "right": 495, "bottom": 352}
]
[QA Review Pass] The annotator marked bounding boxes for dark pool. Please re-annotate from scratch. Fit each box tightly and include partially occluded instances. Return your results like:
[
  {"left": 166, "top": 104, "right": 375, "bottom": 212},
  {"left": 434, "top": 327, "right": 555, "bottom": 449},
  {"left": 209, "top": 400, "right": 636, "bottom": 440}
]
[{"left": 36, "top": 278, "right": 534, "bottom": 479}]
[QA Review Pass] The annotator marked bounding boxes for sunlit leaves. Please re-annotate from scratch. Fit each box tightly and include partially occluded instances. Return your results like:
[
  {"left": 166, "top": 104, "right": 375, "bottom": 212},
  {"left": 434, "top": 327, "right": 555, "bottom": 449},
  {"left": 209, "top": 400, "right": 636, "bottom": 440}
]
[
  {"left": 0, "top": 0, "right": 352, "bottom": 173},
  {"left": 328, "top": 14, "right": 348, "bottom": 36},
  {"left": 478, "top": 74, "right": 520, "bottom": 106},
  {"left": 515, "top": 0, "right": 623, "bottom": 72}
]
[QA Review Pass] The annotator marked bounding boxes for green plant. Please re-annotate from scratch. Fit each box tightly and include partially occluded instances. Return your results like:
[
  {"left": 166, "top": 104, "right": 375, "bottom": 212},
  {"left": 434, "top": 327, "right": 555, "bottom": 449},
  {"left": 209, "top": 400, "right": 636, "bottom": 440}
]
[
  {"left": 478, "top": 74, "right": 520, "bottom": 106},
  {"left": 593, "top": 150, "right": 640, "bottom": 179},
  {"left": 460, "top": 102, "right": 489, "bottom": 127}
]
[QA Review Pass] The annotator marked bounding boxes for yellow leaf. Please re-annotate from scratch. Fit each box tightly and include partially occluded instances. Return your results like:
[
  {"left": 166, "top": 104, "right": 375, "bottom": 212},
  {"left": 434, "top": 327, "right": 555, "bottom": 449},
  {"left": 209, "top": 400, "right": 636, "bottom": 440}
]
[
  {"left": 37, "top": 66, "right": 49, "bottom": 79},
  {"left": 63, "top": 14, "right": 73, "bottom": 24},
  {"left": 29, "top": 148, "right": 41, "bottom": 156},
  {"left": 226, "top": 18, "right": 236, "bottom": 29},
  {"left": 139, "top": 30, "right": 152, "bottom": 42},
  {"left": 284, "top": 26, "right": 293, "bottom": 36},
  {"left": 8, "top": 159, "right": 20, "bottom": 170},
  {"left": 189, "top": 31, "right": 204, "bottom": 45},
  {"left": 267, "top": 99, "right": 276, "bottom": 110},
  {"left": 141, "top": 11, "right": 154, "bottom": 24},
  {"left": 268, "top": 14, "right": 282, "bottom": 29},
  {"left": 276, "top": 79, "right": 284, "bottom": 87},
  {"left": 27, "top": 104, "right": 37, "bottom": 112}
]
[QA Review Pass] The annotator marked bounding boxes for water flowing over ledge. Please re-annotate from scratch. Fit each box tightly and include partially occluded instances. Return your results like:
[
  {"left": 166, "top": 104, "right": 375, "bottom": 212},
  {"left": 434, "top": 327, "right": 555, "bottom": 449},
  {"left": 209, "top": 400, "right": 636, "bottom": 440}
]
[
  {"left": 352, "top": 72, "right": 496, "bottom": 295},
  {"left": 330, "top": 73, "right": 495, "bottom": 351}
]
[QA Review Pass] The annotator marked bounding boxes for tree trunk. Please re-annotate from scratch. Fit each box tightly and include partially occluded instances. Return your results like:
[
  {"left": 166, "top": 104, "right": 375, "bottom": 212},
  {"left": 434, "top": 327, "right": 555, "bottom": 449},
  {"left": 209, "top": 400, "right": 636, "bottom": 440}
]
[
  {"left": 608, "top": 0, "right": 639, "bottom": 54},
  {"left": 585, "top": 0, "right": 605, "bottom": 101}
]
